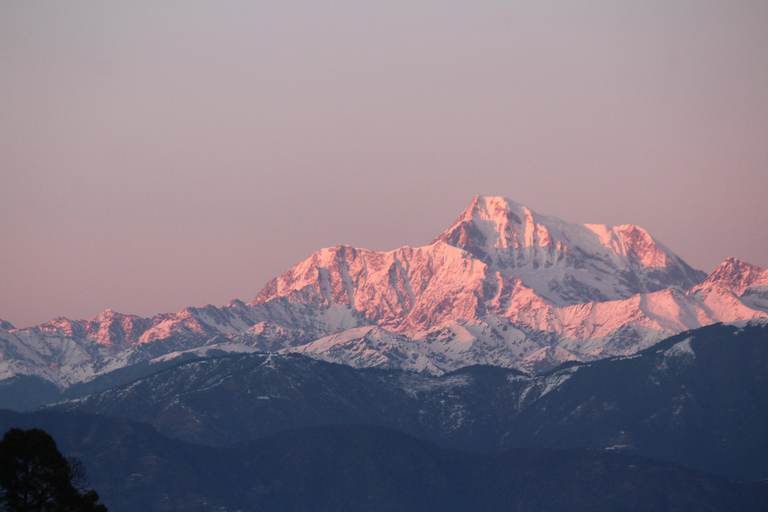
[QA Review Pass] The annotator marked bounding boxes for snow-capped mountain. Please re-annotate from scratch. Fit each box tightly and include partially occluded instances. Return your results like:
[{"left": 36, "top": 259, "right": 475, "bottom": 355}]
[
  {"left": 250, "top": 196, "right": 764, "bottom": 372},
  {"left": 254, "top": 195, "right": 706, "bottom": 324},
  {"left": 1, "top": 196, "right": 766, "bottom": 402}
]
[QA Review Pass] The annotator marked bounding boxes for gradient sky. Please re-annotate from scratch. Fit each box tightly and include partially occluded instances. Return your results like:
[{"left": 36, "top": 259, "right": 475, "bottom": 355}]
[{"left": 2, "top": 1, "right": 767, "bottom": 328}]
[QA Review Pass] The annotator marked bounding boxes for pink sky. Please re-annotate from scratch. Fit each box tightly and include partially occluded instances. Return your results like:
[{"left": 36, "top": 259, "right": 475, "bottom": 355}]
[{"left": 2, "top": 2, "right": 767, "bottom": 328}]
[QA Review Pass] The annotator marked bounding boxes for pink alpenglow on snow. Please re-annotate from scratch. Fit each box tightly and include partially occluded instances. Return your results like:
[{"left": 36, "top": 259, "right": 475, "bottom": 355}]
[{"left": 1, "top": 196, "right": 766, "bottom": 390}]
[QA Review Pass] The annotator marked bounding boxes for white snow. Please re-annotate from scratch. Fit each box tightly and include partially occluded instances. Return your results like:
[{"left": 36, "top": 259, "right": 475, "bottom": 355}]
[{"left": 663, "top": 338, "right": 695, "bottom": 359}]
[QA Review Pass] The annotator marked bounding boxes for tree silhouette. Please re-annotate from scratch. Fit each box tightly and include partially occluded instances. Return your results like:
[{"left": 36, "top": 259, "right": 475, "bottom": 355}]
[{"left": 0, "top": 428, "right": 107, "bottom": 512}]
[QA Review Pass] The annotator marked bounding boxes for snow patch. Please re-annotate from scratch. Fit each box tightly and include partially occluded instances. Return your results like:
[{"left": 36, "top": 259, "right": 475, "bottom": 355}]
[{"left": 663, "top": 338, "right": 695, "bottom": 359}]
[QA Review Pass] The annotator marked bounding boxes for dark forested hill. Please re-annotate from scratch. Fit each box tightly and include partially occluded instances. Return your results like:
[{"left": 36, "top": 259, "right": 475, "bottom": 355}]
[{"left": 0, "top": 411, "right": 765, "bottom": 512}]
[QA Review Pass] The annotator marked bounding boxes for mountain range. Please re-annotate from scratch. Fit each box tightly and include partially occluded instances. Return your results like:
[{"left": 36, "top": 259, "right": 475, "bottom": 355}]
[
  {"left": 2, "top": 195, "right": 766, "bottom": 408},
  {"left": 2, "top": 195, "right": 768, "bottom": 511}
]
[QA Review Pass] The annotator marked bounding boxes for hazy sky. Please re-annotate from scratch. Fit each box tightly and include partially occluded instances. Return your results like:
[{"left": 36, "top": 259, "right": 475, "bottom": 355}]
[{"left": 2, "top": 2, "right": 767, "bottom": 328}]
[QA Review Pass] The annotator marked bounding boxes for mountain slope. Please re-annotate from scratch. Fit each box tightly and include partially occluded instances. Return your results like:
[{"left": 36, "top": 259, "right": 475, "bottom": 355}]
[
  {"left": 50, "top": 321, "right": 768, "bottom": 479},
  {"left": 502, "top": 321, "right": 768, "bottom": 479}
]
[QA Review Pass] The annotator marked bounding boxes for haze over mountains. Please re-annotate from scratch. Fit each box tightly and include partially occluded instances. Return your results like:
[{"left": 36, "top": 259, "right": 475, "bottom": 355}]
[{"left": 1, "top": 195, "right": 767, "bottom": 405}]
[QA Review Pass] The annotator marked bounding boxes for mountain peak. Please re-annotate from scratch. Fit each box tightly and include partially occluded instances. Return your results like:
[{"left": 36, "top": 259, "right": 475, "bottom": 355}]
[
  {"left": 39, "top": 317, "right": 80, "bottom": 336},
  {"left": 697, "top": 257, "right": 768, "bottom": 295},
  {"left": 458, "top": 195, "right": 525, "bottom": 222},
  {"left": 430, "top": 195, "right": 706, "bottom": 305},
  {"left": 83, "top": 308, "right": 152, "bottom": 350},
  {"left": 432, "top": 195, "right": 562, "bottom": 260}
]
